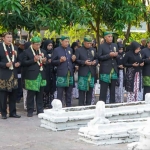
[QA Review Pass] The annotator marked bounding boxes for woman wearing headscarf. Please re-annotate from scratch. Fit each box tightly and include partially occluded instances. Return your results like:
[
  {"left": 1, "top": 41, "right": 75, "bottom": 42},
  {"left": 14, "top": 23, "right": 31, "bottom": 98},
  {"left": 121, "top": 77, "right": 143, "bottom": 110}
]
[
  {"left": 71, "top": 42, "right": 79, "bottom": 99},
  {"left": 123, "top": 41, "right": 144, "bottom": 102},
  {"left": 115, "top": 43, "right": 125, "bottom": 103},
  {"left": 42, "top": 40, "right": 56, "bottom": 108}
]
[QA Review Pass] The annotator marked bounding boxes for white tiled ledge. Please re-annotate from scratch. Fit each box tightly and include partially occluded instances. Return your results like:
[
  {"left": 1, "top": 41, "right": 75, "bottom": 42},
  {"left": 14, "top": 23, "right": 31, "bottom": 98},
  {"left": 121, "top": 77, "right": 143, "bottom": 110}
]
[
  {"left": 39, "top": 103, "right": 150, "bottom": 123},
  {"left": 64, "top": 101, "right": 145, "bottom": 111},
  {"left": 127, "top": 119, "right": 150, "bottom": 150},
  {"left": 38, "top": 100, "right": 150, "bottom": 131},
  {"left": 78, "top": 119, "right": 147, "bottom": 145}
]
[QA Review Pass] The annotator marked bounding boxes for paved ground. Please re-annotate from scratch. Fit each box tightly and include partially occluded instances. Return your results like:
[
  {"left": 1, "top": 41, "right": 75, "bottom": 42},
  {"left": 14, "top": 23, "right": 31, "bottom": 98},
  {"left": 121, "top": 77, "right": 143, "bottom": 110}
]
[{"left": 0, "top": 99, "right": 128, "bottom": 150}]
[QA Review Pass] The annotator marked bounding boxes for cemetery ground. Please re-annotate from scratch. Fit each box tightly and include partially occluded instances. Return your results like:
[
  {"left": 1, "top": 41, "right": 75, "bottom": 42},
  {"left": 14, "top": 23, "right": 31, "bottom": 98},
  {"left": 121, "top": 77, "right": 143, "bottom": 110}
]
[{"left": 0, "top": 98, "right": 127, "bottom": 150}]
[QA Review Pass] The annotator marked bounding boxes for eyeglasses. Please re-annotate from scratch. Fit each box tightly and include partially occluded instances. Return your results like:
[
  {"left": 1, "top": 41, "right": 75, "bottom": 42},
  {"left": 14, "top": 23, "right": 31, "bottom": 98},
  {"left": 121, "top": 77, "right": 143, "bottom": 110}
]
[{"left": 2, "top": 32, "right": 12, "bottom": 37}]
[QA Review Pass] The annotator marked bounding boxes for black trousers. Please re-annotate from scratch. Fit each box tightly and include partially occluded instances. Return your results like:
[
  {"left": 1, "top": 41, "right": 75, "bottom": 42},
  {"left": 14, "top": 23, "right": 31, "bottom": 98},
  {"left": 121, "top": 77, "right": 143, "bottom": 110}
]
[
  {"left": 99, "top": 80, "right": 116, "bottom": 104},
  {"left": 143, "top": 86, "right": 150, "bottom": 100},
  {"left": 0, "top": 89, "right": 17, "bottom": 116},
  {"left": 17, "top": 78, "right": 23, "bottom": 101},
  {"left": 79, "top": 87, "right": 93, "bottom": 106},
  {"left": 27, "top": 87, "right": 44, "bottom": 114},
  {"left": 57, "top": 86, "right": 73, "bottom": 107},
  {"left": 43, "top": 92, "right": 54, "bottom": 108}
]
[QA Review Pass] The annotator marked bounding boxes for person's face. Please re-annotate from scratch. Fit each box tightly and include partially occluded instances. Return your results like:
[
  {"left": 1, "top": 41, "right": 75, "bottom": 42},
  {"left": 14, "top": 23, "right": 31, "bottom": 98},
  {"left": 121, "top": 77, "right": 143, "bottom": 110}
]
[
  {"left": 77, "top": 41, "right": 81, "bottom": 47},
  {"left": 74, "top": 46, "right": 78, "bottom": 50},
  {"left": 19, "top": 44, "right": 24, "bottom": 50},
  {"left": 119, "top": 48, "right": 123, "bottom": 53},
  {"left": 3, "top": 34, "right": 13, "bottom": 45},
  {"left": 32, "top": 43, "right": 41, "bottom": 50},
  {"left": 135, "top": 47, "right": 140, "bottom": 53},
  {"left": 60, "top": 39, "right": 69, "bottom": 48},
  {"left": 92, "top": 43, "right": 96, "bottom": 47},
  {"left": 104, "top": 34, "right": 113, "bottom": 43},
  {"left": 47, "top": 43, "right": 53, "bottom": 50},
  {"left": 84, "top": 41, "right": 92, "bottom": 48},
  {"left": 147, "top": 42, "right": 150, "bottom": 49},
  {"left": 141, "top": 40, "right": 146, "bottom": 46},
  {"left": 100, "top": 38, "right": 104, "bottom": 44}
]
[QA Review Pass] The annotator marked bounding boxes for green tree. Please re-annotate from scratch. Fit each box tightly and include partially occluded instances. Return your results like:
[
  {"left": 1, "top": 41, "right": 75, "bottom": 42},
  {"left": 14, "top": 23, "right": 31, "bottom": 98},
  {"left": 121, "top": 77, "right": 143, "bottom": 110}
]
[
  {"left": 113, "top": 0, "right": 146, "bottom": 44},
  {"left": 142, "top": 0, "right": 150, "bottom": 32},
  {"left": 0, "top": 0, "right": 148, "bottom": 45},
  {"left": 0, "top": 0, "right": 22, "bottom": 34},
  {"left": 59, "top": 0, "right": 146, "bottom": 45},
  {"left": 44, "top": 24, "right": 90, "bottom": 43},
  {"left": 63, "top": 0, "right": 114, "bottom": 45},
  {"left": 0, "top": 0, "right": 52, "bottom": 37}
]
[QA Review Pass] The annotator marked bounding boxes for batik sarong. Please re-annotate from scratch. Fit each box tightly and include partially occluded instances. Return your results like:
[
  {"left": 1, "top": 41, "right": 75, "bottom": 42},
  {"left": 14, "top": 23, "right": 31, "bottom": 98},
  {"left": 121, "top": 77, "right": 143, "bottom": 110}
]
[
  {"left": 57, "top": 71, "right": 73, "bottom": 87},
  {"left": 78, "top": 72, "right": 94, "bottom": 91},
  {"left": 25, "top": 73, "right": 46, "bottom": 92}
]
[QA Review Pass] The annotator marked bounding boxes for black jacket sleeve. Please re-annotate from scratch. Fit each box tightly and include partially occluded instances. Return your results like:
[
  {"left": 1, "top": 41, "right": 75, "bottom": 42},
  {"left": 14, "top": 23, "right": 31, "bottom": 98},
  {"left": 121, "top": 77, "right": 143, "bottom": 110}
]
[
  {"left": 98, "top": 45, "right": 111, "bottom": 61},
  {"left": 123, "top": 52, "right": 133, "bottom": 67},
  {"left": 94, "top": 49, "right": 99, "bottom": 65},
  {"left": 22, "top": 50, "right": 35, "bottom": 66},
  {"left": 75, "top": 49, "right": 85, "bottom": 66},
  {"left": 51, "top": 49, "right": 61, "bottom": 66},
  {"left": 141, "top": 50, "right": 150, "bottom": 64}
]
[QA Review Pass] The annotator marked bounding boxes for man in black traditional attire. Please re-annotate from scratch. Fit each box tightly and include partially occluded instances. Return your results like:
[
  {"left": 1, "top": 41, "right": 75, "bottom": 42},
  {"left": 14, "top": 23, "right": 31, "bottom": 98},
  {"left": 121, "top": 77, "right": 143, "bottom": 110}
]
[{"left": 0, "top": 32, "right": 21, "bottom": 119}]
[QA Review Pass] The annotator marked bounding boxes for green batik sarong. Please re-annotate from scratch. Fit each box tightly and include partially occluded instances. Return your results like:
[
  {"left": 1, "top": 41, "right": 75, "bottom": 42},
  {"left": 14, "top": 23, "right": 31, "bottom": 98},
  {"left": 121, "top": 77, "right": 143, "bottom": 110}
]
[
  {"left": 25, "top": 73, "right": 46, "bottom": 92},
  {"left": 143, "top": 76, "right": 150, "bottom": 86},
  {"left": 57, "top": 71, "right": 73, "bottom": 87},
  {"left": 100, "top": 68, "right": 118, "bottom": 83},
  {"left": 78, "top": 72, "right": 94, "bottom": 91}
]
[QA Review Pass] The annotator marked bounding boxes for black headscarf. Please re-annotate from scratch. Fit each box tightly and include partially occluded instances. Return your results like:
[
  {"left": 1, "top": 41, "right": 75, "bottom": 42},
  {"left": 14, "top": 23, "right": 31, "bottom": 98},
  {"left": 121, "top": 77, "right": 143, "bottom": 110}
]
[
  {"left": 117, "top": 43, "right": 124, "bottom": 50},
  {"left": 130, "top": 41, "right": 140, "bottom": 52},
  {"left": 42, "top": 40, "right": 53, "bottom": 51},
  {"left": 71, "top": 42, "right": 78, "bottom": 54}
]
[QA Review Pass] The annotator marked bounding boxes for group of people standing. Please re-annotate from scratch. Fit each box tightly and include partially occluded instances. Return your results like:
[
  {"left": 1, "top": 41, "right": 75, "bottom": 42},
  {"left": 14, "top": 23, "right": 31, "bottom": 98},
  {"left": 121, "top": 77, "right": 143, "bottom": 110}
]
[
  {"left": 0, "top": 31, "right": 150, "bottom": 119},
  {"left": 101, "top": 36, "right": 150, "bottom": 104}
]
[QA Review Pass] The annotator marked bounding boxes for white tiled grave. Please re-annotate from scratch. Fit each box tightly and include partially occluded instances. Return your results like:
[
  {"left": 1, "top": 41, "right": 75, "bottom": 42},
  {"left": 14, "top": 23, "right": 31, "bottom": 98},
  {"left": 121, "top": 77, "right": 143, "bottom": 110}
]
[
  {"left": 38, "top": 98, "right": 150, "bottom": 131},
  {"left": 78, "top": 119, "right": 147, "bottom": 145},
  {"left": 78, "top": 101, "right": 150, "bottom": 145},
  {"left": 127, "top": 118, "right": 150, "bottom": 150}
]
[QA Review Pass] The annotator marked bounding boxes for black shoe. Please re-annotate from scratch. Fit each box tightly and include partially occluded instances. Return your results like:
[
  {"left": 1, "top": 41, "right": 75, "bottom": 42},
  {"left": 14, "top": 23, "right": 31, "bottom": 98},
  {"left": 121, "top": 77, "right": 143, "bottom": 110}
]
[
  {"left": 9, "top": 114, "right": 21, "bottom": 118},
  {"left": 36, "top": 111, "right": 44, "bottom": 115},
  {"left": 1, "top": 115, "right": 7, "bottom": 119},
  {"left": 27, "top": 113, "right": 33, "bottom": 117}
]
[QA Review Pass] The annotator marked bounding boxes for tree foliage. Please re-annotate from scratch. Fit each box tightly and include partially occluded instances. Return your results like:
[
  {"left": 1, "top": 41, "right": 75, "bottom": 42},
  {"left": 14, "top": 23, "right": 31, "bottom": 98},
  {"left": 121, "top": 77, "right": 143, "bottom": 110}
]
[
  {"left": 55, "top": 0, "right": 147, "bottom": 44},
  {"left": 0, "top": 0, "right": 53, "bottom": 33},
  {"left": 44, "top": 24, "right": 91, "bottom": 43},
  {"left": 0, "top": 0, "right": 149, "bottom": 44}
]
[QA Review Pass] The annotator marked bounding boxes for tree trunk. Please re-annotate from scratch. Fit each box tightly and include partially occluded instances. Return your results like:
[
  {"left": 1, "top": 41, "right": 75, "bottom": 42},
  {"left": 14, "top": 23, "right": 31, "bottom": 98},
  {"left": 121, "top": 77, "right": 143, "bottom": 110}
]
[
  {"left": 142, "top": 0, "right": 150, "bottom": 33},
  {"left": 11, "top": 29, "right": 15, "bottom": 44},
  {"left": 123, "top": 23, "right": 131, "bottom": 45},
  {"left": 89, "top": 20, "right": 101, "bottom": 49},
  {"left": 96, "top": 31, "right": 100, "bottom": 49},
  {"left": 28, "top": 31, "right": 32, "bottom": 41},
  {"left": 147, "top": 23, "right": 150, "bottom": 32},
  {"left": 96, "top": 20, "right": 100, "bottom": 49}
]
